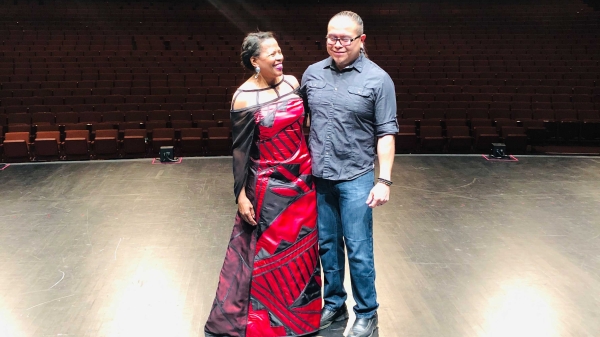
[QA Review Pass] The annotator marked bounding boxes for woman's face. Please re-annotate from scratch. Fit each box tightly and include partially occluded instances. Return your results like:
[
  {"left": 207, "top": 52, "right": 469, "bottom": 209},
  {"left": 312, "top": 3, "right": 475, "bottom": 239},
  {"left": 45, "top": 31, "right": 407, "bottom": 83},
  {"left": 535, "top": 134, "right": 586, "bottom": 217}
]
[{"left": 251, "top": 38, "right": 284, "bottom": 80}]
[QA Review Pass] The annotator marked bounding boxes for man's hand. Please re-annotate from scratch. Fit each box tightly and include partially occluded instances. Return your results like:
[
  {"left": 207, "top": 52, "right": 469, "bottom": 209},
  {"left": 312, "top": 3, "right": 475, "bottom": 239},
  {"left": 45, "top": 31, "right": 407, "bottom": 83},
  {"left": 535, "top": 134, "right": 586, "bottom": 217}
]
[{"left": 365, "top": 183, "right": 390, "bottom": 208}]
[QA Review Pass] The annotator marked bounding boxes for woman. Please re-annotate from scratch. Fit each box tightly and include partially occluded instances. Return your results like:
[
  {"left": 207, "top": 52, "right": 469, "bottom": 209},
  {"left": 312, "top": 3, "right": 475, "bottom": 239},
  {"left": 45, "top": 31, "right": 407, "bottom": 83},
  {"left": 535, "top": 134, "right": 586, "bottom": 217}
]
[{"left": 204, "top": 32, "right": 321, "bottom": 337}]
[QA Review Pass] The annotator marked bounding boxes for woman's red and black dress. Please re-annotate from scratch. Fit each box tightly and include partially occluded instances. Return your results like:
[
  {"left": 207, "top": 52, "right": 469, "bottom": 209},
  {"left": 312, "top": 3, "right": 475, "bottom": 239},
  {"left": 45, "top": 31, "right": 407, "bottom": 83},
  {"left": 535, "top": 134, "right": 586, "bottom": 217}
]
[{"left": 205, "top": 80, "right": 321, "bottom": 337}]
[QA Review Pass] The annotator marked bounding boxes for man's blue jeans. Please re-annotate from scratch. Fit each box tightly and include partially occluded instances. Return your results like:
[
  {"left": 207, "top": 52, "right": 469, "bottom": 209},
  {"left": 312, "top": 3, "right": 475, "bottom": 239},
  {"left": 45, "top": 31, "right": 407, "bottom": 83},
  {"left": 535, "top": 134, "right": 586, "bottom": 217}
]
[{"left": 315, "top": 170, "right": 378, "bottom": 319}]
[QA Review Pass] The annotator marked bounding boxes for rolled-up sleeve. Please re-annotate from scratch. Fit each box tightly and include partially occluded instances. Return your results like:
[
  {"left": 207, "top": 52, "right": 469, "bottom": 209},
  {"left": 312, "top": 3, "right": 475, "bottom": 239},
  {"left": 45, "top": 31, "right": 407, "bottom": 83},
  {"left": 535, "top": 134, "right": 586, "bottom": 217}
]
[{"left": 374, "top": 74, "right": 398, "bottom": 137}]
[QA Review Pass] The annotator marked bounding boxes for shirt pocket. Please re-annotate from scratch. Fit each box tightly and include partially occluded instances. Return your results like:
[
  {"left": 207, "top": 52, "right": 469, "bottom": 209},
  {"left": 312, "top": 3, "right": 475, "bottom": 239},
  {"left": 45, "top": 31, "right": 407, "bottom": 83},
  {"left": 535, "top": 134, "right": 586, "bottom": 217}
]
[
  {"left": 307, "top": 80, "right": 327, "bottom": 106},
  {"left": 345, "top": 86, "right": 374, "bottom": 117}
]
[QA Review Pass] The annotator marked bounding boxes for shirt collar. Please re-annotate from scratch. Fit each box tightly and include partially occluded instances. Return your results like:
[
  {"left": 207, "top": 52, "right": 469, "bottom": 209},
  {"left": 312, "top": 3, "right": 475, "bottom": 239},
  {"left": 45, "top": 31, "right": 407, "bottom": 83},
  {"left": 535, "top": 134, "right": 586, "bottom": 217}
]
[{"left": 324, "top": 52, "right": 364, "bottom": 73}]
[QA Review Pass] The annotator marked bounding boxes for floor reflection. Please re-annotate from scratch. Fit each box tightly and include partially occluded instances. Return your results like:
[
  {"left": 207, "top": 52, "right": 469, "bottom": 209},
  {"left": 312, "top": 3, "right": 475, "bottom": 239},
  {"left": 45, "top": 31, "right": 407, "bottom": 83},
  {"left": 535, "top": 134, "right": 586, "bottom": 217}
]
[
  {"left": 484, "top": 279, "right": 557, "bottom": 337},
  {"left": 105, "top": 266, "right": 188, "bottom": 337},
  {"left": 0, "top": 304, "right": 23, "bottom": 337}
]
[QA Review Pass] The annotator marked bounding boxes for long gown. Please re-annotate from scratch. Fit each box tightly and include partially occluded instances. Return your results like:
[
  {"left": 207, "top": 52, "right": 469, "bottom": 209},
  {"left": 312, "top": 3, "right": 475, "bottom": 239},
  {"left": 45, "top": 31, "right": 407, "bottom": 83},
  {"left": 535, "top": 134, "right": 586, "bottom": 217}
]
[{"left": 204, "top": 81, "right": 321, "bottom": 337}]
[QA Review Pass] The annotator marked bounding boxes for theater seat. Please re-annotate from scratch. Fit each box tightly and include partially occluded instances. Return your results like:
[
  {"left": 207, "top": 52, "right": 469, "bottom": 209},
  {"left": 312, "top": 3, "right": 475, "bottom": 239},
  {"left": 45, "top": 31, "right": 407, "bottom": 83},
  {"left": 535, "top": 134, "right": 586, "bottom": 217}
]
[
  {"left": 474, "top": 127, "right": 500, "bottom": 151},
  {"left": 93, "top": 129, "right": 120, "bottom": 158},
  {"left": 446, "top": 126, "right": 472, "bottom": 152},
  {"left": 151, "top": 128, "right": 175, "bottom": 153},
  {"left": 64, "top": 130, "right": 91, "bottom": 160},
  {"left": 395, "top": 125, "right": 418, "bottom": 153},
  {"left": 3, "top": 132, "right": 31, "bottom": 161},
  {"left": 206, "top": 127, "right": 231, "bottom": 156},
  {"left": 179, "top": 128, "right": 204, "bottom": 155},
  {"left": 122, "top": 129, "right": 147, "bottom": 157},
  {"left": 501, "top": 126, "right": 528, "bottom": 153},
  {"left": 34, "top": 131, "right": 61, "bottom": 161},
  {"left": 419, "top": 126, "right": 445, "bottom": 152}
]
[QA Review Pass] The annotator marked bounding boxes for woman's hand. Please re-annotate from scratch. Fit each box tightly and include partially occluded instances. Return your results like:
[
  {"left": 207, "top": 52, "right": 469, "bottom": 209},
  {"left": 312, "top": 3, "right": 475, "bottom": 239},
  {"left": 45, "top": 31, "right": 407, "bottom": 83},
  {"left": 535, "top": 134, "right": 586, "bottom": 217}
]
[{"left": 238, "top": 189, "right": 257, "bottom": 226}]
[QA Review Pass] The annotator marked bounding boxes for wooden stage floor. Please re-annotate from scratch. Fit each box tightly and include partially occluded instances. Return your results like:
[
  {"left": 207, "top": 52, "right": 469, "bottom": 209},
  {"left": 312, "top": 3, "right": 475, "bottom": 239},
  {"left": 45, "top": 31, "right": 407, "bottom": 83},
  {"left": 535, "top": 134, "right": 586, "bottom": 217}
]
[{"left": 1, "top": 155, "right": 599, "bottom": 337}]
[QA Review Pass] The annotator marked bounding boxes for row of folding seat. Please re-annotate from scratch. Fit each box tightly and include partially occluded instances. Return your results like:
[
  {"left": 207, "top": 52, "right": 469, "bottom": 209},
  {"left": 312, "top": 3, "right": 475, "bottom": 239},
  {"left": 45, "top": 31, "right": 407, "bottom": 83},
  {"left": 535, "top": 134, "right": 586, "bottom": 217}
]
[
  {"left": 396, "top": 101, "right": 598, "bottom": 112},
  {"left": 377, "top": 59, "right": 600, "bottom": 66},
  {"left": 4, "top": 62, "right": 243, "bottom": 69},
  {"left": 0, "top": 94, "right": 232, "bottom": 106},
  {"left": 4, "top": 42, "right": 598, "bottom": 53},
  {"left": 3, "top": 27, "right": 588, "bottom": 36},
  {"left": 5, "top": 39, "right": 598, "bottom": 48},
  {"left": 1, "top": 101, "right": 595, "bottom": 116},
  {"left": 7, "top": 32, "right": 597, "bottom": 40},
  {"left": 395, "top": 93, "right": 598, "bottom": 103},
  {"left": 6, "top": 63, "right": 600, "bottom": 73},
  {"left": 0, "top": 102, "right": 231, "bottom": 114},
  {"left": 0, "top": 87, "right": 233, "bottom": 97},
  {"left": 395, "top": 125, "right": 530, "bottom": 154},
  {"left": 2, "top": 71, "right": 595, "bottom": 84},
  {"left": 0, "top": 73, "right": 243, "bottom": 81},
  {"left": 2, "top": 93, "right": 591, "bottom": 106},
  {"left": 392, "top": 78, "right": 597, "bottom": 87},
  {"left": 397, "top": 108, "right": 600, "bottom": 121},
  {"left": 396, "top": 86, "right": 600, "bottom": 95},
  {"left": 0, "top": 83, "right": 235, "bottom": 91},
  {"left": 2, "top": 70, "right": 598, "bottom": 82},
  {"left": 0, "top": 110, "right": 230, "bottom": 125},
  {"left": 389, "top": 72, "right": 599, "bottom": 81},
  {"left": 402, "top": 120, "right": 596, "bottom": 146},
  {"left": 1, "top": 121, "right": 229, "bottom": 140},
  {"left": 9, "top": 53, "right": 596, "bottom": 64},
  {"left": 0, "top": 67, "right": 243, "bottom": 75},
  {"left": 1, "top": 85, "right": 596, "bottom": 98},
  {"left": 0, "top": 126, "right": 231, "bottom": 162}
]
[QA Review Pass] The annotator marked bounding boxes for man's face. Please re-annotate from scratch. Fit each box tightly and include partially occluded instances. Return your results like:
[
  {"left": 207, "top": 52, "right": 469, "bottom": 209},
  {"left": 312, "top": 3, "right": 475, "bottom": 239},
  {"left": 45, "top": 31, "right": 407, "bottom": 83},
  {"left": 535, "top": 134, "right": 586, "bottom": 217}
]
[{"left": 326, "top": 16, "right": 365, "bottom": 70}]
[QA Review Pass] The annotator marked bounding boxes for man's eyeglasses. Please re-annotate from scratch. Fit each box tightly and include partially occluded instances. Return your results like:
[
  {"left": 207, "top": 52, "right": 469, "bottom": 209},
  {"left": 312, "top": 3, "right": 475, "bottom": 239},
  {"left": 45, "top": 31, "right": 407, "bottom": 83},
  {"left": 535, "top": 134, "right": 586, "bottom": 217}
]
[{"left": 325, "top": 35, "right": 362, "bottom": 46}]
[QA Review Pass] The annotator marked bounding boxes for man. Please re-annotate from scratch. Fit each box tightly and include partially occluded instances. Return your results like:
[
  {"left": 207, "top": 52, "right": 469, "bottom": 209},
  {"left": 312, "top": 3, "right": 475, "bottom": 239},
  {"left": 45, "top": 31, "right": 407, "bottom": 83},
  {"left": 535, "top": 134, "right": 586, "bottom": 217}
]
[{"left": 301, "top": 10, "right": 398, "bottom": 337}]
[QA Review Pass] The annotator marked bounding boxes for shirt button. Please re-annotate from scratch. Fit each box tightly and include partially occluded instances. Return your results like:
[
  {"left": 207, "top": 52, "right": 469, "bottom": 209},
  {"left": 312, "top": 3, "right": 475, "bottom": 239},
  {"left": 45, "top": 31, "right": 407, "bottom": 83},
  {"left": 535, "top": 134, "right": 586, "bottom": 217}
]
[{"left": 334, "top": 88, "right": 337, "bottom": 91}]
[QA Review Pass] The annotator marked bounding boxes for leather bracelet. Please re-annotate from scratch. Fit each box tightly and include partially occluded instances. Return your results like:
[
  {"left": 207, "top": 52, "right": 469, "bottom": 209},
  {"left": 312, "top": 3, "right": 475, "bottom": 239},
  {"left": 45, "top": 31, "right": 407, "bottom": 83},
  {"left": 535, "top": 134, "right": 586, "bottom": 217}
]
[{"left": 377, "top": 177, "right": 393, "bottom": 186}]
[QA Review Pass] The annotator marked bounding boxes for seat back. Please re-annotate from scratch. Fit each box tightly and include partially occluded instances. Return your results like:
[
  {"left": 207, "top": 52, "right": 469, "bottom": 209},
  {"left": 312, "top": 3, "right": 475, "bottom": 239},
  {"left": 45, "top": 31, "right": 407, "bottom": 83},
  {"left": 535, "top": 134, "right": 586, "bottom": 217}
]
[
  {"left": 501, "top": 126, "right": 526, "bottom": 137},
  {"left": 152, "top": 128, "right": 175, "bottom": 139},
  {"left": 208, "top": 127, "right": 230, "bottom": 138},
  {"left": 419, "top": 126, "right": 443, "bottom": 137},
  {"left": 36, "top": 131, "right": 60, "bottom": 141},
  {"left": 124, "top": 129, "right": 147, "bottom": 137},
  {"left": 475, "top": 126, "right": 498, "bottom": 137},
  {"left": 65, "top": 129, "right": 90, "bottom": 140},
  {"left": 446, "top": 126, "right": 470, "bottom": 137},
  {"left": 95, "top": 129, "right": 118, "bottom": 138},
  {"left": 181, "top": 128, "right": 203, "bottom": 138},
  {"left": 5, "top": 132, "right": 30, "bottom": 143},
  {"left": 398, "top": 125, "right": 416, "bottom": 134}
]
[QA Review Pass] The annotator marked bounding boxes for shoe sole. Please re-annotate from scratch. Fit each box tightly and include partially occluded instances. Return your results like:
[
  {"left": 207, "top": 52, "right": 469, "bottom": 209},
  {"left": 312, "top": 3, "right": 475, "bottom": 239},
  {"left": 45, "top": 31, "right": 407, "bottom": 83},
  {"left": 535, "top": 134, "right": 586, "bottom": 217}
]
[
  {"left": 319, "top": 311, "right": 350, "bottom": 330},
  {"left": 349, "top": 326, "right": 378, "bottom": 337}
]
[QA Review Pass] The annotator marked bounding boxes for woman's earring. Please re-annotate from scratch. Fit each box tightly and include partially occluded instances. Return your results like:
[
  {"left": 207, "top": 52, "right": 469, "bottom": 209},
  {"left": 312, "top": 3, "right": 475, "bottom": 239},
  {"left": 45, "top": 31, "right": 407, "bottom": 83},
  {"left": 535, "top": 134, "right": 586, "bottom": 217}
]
[{"left": 254, "top": 66, "right": 260, "bottom": 79}]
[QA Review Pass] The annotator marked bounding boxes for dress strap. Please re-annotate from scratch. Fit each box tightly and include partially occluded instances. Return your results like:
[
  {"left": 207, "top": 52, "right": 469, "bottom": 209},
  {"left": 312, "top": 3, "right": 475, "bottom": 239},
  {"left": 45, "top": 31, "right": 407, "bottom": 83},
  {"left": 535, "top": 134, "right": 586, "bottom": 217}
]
[
  {"left": 231, "top": 90, "right": 243, "bottom": 110},
  {"left": 237, "top": 77, "right": 286, "bottom": 92},
  {"left": 231, "top": 76, "right": 297, "bottom": 110},
  {"left": 282, "top": 78, "right": 295, "bottom": 90}
]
